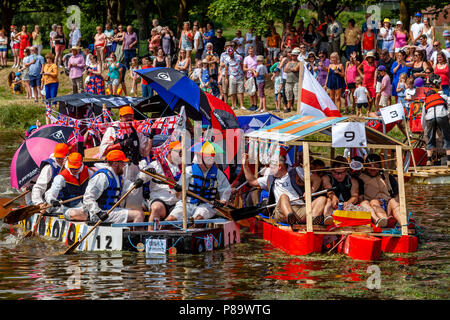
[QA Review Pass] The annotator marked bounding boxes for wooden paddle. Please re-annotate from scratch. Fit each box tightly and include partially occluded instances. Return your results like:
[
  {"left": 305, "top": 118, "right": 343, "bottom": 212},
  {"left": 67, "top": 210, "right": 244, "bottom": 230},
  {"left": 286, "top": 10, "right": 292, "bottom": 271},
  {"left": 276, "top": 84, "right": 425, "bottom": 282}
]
[
  {"left": 140, "top": 169, "right": 235, "bottom": 220},
  {"left": 63, "top": 185, "right": 136, "bottom": 255},
  {"left": 4, "top": 195, "right": 84, "bottom": 225},
  {"left": 227, "top": 188, "right": 335, "bottom": 221},
  {"left": 0, "top": 189, "right": 31, "bottom": 219}
]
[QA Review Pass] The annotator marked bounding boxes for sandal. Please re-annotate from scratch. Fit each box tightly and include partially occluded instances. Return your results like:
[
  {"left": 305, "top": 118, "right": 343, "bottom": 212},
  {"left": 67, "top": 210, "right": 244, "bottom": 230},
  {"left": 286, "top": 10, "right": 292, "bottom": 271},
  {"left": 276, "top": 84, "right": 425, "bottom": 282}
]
[
  {"left": 376, "top": 217, "right": 388, "bottom": 228},
  {"left": 287, "top": 212, "right": 299, "bottom": 225}
]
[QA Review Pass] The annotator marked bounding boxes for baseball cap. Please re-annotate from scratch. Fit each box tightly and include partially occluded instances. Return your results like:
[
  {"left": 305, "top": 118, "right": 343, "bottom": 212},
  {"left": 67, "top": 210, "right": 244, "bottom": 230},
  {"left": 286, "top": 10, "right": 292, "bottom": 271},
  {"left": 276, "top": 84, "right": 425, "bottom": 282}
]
[
  {"left": 396, "top": 20, "right": 403, "bottom": 25},
  {"left": 414, "top": 77, "right": 424, "bottom": 87},
  {"left": 415, "top": 13, "right": 422, "bottom": 17},
  {"left": 119, "top": 106, "right": 134, "bottom": 117},
  {"left": 443, "top": 30, "right": 450, "bottom": 37},
  {"left": 54, "top": 143, "right": 69, "bottom": 158},
  {"left": 168, "top": 141, "right": 182, "bottom": 151},
  {"left": 67, "top": 152, "right": 83, "bottom": 169},
  {"left": 106, "top": 150, "right": 129, "bottom": 162},
  {"left": 378, "top": 65, "right": 386, "bottom": 71}
]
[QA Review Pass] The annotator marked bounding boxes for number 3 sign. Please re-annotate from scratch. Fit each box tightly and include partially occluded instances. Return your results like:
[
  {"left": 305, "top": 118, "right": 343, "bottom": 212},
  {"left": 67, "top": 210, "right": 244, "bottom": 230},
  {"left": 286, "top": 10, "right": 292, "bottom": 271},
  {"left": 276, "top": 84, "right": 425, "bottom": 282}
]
[
  {"left": 332, "top": 122, "right": 367, "bottom": 148},
  {"left": 380, "top": 103, "right": 405, "bottom": 124}
]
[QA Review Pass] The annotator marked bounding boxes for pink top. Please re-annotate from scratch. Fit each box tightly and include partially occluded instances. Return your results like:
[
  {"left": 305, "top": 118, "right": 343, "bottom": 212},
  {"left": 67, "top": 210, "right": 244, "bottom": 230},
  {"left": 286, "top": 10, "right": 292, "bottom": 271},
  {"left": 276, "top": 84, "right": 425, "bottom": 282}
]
[
  {"left": 94, "top": 33, "right": 106, "bottom": 47},
  {"left": 381, "top": 74, "right": 391, "bottom": 97},
  {"left": 346, "top": 63, "right": 358, "bottom": 84},
  {"left": 362, "top": 60, "right": 376, "bottom": 87},
  {"left": 435, "top": 63, "right": 449, "bottom": 86},
  {"left": 394, "top": 31, "right": 407, "bottom": 48}
]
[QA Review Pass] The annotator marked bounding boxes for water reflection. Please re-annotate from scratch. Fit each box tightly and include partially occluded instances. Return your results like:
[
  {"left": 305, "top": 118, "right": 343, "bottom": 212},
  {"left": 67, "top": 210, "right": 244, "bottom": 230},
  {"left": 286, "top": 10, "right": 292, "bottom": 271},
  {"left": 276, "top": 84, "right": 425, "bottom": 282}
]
[{"left": 0, "top": 132, "right": 448, "bottom": 300}]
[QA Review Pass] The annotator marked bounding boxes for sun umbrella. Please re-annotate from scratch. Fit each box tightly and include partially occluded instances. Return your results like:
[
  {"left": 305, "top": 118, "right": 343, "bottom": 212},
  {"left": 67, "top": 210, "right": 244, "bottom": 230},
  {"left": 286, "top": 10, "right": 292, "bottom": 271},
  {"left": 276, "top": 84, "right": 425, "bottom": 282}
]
[
  {"left": 204, "top": 93, "right": 239, "bottom": 131},
  {"left": 10, "top": 124, "right": 75, "bottom": 189},
  {"left": 134, "top": 67, "right": 212, "bottom": 122}
]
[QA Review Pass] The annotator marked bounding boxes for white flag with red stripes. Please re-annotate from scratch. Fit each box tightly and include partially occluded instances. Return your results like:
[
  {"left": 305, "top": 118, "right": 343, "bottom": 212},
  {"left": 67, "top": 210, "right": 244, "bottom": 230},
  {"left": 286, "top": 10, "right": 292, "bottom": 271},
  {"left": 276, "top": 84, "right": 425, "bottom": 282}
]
[{"left": 300, "top": 64, "right": 342, "bottom": 117}]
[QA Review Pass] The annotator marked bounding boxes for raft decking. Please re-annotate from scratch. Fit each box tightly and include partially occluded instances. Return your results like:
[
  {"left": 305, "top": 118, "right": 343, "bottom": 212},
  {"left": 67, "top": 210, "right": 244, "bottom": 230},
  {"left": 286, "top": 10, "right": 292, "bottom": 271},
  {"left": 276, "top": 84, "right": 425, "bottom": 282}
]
[{"left": 16, "top": 213, "right": 240, "bottom": 254}]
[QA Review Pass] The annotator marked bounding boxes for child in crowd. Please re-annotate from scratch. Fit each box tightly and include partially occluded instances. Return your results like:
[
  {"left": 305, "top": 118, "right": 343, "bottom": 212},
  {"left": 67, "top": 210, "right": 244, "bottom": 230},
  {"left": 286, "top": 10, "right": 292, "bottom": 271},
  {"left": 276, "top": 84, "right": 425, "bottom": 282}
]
[
  {"left": 353, "top": 76, "right": 370, "bottom": 117},
  {"left": 141, "top": 57, "right": 153, "bottom": 98},
  {"left": 404, "top": 77, "right": 416, "bottom": 104},
  {"left": 396, "top": 73, "right": 408, "bottom": 107},
  {"left": 9, "top": 71, "right": 22, "bottom": 94},
  {"left": 199, "top": 59, "right": 212, "bottom": 93},
  {"left": 271, "top": 68, "right": 282, "bottom": 112},
  {"left": 255, "top": 55, "right": 268, "bottom": 113},
  {"left": 190, "top": 60, "right": 202, "bottom": 86},
  {"left": 378, "top": 65, "right": 392, "bottom": 109},
  {"left": 129, "top": 57, "right": 140, "bottom": 97},
  {"left": 345, "top": 51, "right": 359, "bottom": 114}
]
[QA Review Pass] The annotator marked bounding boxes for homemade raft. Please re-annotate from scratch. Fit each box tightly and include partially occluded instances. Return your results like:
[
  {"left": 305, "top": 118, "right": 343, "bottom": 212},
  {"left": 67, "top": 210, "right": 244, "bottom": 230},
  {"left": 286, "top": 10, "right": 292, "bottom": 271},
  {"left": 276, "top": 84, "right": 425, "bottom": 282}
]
[
  {"left": 241, "top": 115, "right": 419, "bottom": 261},
  {"left": 15, "top": 213, "right": 240, "bottom": 254}
]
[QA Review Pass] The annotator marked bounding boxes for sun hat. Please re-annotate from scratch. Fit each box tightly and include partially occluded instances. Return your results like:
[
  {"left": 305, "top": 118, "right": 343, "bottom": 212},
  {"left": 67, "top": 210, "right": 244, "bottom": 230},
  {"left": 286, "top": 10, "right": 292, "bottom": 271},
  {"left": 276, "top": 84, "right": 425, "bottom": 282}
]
[
  {"left": 291, "top": 48, "right": 300, "bottom": 55},
  {"left": 383, "top": 18, "right": 390, "bottom": 23},
  {"left": 365, "top": 51, "right": 375, "bottom": 59},
  {"left": 396, "top": 20, "right": 403, "bottom": 25},
  {"left": 54, "top": 143, "right": 69, "bottom": 158},
  {"left": 106, "top": 150, "right": 129, "bottom": 162},
  {"left": 118, "top": 106, "right": 134, "bottom": 117},
  {"left": 67, "top": 152, "right": 83, "bottom": 169}
]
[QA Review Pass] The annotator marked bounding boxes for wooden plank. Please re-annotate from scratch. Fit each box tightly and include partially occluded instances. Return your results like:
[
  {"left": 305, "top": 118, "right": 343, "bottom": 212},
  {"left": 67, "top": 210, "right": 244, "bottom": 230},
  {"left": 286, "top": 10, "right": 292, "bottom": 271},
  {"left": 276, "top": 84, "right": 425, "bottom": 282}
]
[
  {"left": 396, "top": 145, "right": 409, "bottom": 236},
  {"left": 181, "top": 133, "right": 187, "bottom": 230},
  {"left": 303, "top": 142, "right": 313, "bottom": 232},
  {"left": 287, "top": 140, "right": 409, "bottom": 150}
]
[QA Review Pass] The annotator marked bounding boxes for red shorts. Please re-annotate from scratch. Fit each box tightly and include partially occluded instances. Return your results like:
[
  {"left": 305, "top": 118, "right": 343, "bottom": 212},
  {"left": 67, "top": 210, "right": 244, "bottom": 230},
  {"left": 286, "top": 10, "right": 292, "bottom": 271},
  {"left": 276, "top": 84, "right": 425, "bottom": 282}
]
[
  {"left": 12, "top": 43, "right": 19, "bottom": 50},
  {"left": 55, "top": 44, "right": 65, "bottom": 52}
]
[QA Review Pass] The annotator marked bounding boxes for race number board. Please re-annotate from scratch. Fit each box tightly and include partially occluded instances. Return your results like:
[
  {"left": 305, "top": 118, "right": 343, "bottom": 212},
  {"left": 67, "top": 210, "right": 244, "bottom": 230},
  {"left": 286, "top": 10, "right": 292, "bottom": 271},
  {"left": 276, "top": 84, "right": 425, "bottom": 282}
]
[
  {"left": 380, "top": 103, "right": 405, "bottom": 124},
  {"left": 332, "top": 122, "right": 367, "bottom": 148}
]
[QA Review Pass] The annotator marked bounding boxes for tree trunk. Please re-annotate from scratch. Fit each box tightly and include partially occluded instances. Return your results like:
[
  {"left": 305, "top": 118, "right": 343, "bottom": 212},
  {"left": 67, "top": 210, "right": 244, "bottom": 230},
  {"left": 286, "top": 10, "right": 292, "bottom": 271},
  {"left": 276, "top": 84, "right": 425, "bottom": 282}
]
[
  {"left": 176, "top": 0, "right": 191, "bottom": 36},
  {"left": 117, "top": 0, "right": 126, "bottom": 25},
  {"left": 133, "top": 0, "right": 151, "bottom": 41},
  {"left": 288, "top": 0, "right": 301, "bottom": 25},
  {"left": 105, "top": 0, "right": 117, "bottom": 25},
  {"left": 400, "top": 0, "right": 410, "bottom": 32},
  {"left": 1, "top": 1, "right": 15, "bottom": 44}
]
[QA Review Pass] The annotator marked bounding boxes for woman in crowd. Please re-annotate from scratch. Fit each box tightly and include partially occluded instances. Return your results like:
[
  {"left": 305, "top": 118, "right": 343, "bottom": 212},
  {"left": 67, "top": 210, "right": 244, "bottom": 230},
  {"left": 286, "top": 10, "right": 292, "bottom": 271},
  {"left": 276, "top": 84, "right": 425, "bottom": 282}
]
[
  {"left": 94, "top": 26, "right": 107, "bottom": 72},
  {"left": 161, "top": 26, "right": 175, "bottom": 63},
  {"left": 179, "top": 21, "right": 193, "bottom": 59},
  {"left": 407, "top": 50, "right": 429, "bottom": 79},
  {"left": 41, "top": 53, "right": 59, "bottom": 100},
  {"left": 19, "top": 47, "right": 32, "bottom": 99},
  {"left": 84, "top": 55, "right": 105, "bottom": 95},
  {"left": 114, "top": 25, "right": 125, "bottom": 63},
  {"left": 391, "top": 50, "right": 411, "bottom": 103},
  {"left": 345, "top": 51, "right": 360, "bottom": 114},
  {"left": 302, "top": 23, "right": 319, "bottom": 54},
  {"left": 153, "top": 48, "right": 171, "bottom": 68},
  {"left": 358, "top": 51, "right": 377, "bottom": 112},
  {"left": 54, "top": 25, "right": 66, "bottom": 68},
  {"left": 0, "top": 29, "right": 7, "bottom": 68},
  {"left": 434, "top": 51, "right": 449, "bottom": 96},
  {"left": 106, "top": 53, "right": 120, "bottom": 95},
  {"left": 32, "top": 25, "right": 42, "bottom": 55},
  {"left": 317, "top": 50, "right": 330, "bottom": 88},
  {"left": 16, "top": 25, "right": 30, "bottom": 67},
  {"left": 393, "top": 21, "right": 408, "bottom": 53},
  {"left": 175, "top": 49, "right": 191, "bottom": 75},
  {"left": 422, "top": 17, "right": 435, "bottom": 47},
  {"left": 361, "top": 25, "right": 376, "bottom": 56},
  {"left": 10, "top": 25, "right": 20, "bottom": 68},
  {"left": 344, "top": 19, "right": 360, "bottom": 60},
  {"left": 326, "top": 52, "right": 346, "bottom": 112}
]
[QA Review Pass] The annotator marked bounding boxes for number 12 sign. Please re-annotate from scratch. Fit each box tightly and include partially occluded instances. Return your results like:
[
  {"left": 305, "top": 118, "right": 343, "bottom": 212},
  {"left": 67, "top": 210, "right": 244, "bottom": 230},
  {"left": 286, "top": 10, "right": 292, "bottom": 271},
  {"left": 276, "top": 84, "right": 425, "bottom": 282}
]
[{"left": 332, "top": 122, "right": 367, "bottom": 148}]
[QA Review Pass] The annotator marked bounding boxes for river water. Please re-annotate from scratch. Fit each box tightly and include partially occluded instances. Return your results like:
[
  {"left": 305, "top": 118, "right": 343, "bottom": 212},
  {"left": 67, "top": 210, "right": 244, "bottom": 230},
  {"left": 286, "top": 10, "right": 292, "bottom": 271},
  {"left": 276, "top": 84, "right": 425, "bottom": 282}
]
[{"left": 0, "top": 131, "right": 448, "bottom": 300}]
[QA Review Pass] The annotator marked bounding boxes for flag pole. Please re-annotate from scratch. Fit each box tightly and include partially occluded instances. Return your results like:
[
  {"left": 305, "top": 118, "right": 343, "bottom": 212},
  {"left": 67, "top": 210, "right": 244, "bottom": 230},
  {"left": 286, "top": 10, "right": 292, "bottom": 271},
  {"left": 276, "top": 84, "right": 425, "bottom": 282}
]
[
  {"left": 297, "top": 61, "right": 305, "bottom": 114},
  {"left": 181, "top": 133, "right": 187, "bottom": 230}
]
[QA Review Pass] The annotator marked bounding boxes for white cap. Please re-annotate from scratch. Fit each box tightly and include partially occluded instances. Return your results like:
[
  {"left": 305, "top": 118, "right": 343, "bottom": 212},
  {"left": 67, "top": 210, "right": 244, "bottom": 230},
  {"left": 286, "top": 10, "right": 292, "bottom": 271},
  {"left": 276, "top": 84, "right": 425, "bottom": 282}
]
[{"left": 396, "top": 20, "right": 403, "bottom": 25}]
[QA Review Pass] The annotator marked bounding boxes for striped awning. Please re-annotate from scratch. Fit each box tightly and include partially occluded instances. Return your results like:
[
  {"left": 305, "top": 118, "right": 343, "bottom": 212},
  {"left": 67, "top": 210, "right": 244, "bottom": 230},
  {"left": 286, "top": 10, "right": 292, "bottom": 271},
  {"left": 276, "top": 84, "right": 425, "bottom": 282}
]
[
  {"left": 245, "top": 115, "right": 347, "bottom": 142},
  {"left": 245, "top": 115, "right": 404, "bottom": 146}
]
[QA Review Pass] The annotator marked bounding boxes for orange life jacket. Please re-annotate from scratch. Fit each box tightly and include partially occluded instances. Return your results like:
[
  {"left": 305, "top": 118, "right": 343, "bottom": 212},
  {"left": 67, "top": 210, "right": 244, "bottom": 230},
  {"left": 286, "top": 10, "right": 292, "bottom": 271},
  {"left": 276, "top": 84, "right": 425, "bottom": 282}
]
[{"left": 424, "top": 92, "right": 445, "bottom": 111}]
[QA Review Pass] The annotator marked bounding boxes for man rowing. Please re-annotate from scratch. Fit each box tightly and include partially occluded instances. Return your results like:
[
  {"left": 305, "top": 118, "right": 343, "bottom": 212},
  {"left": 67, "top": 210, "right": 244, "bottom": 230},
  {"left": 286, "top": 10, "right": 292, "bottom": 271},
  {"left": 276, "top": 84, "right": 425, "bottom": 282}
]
[
  {"left": 166, "top": 140, "right": 232, "bottom": 222},
  {"left": 322, "top": 156, "right": 360, "bottom": 225},
  {"left": 45, "top": 152, "right": 91, "bottom": 221},
  {"left": 241, "top": 148, "right": 326, "bottom": 226},
  {"left": 83, "top": 150, "right": 144, "bottom": 224},
  {"left": 32, "top": 143, "right": 69, "bottom": 207},
  {"left": 359, "top": 153, "right": 400, "bottom": 228},
  {"left": 137, "top": 141, "right": 182, "bottom": 230}
]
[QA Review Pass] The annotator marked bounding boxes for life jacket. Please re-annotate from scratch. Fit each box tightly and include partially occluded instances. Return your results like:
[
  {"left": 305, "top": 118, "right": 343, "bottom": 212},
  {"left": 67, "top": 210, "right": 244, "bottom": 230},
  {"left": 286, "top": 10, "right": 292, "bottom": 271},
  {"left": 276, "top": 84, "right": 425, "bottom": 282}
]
[
  {"left": 113, "top": 124, "right": 141, "bottom": 165},
  {"left": 40, "top": 158, "right": 62, "bottom": 191},
  {"left": 267, "top": 168, "right": 305, "bottom": 205},
  {"left": 90, "top": 168, "right": 122, "bottom": 211},
  {"left": 328, "top": 173, "right": 353, "bottom": 202},
  {"left": 424, "top": 92, "right": 445, "bottom": 112},
  {"left": 57, "top": 166, "right": 90, "bottom": 207},
  {"left": 188, "top": 164, "right": 218, "bottom": 204}
]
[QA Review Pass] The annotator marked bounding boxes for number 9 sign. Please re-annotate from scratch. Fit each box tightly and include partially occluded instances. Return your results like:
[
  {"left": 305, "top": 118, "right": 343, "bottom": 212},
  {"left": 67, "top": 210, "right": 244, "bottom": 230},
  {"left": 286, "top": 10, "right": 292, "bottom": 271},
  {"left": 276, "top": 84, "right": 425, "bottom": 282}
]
[{"left": 332, "top": 122, "right": 367, "bottom": 148}]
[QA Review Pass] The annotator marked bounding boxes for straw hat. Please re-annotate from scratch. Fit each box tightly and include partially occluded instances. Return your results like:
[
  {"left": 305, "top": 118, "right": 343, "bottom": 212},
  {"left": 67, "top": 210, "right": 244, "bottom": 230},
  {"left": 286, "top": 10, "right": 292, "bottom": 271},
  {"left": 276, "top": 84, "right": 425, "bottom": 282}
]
[{"left": 365, "top": 51, "right": 375, "bottom": 59}]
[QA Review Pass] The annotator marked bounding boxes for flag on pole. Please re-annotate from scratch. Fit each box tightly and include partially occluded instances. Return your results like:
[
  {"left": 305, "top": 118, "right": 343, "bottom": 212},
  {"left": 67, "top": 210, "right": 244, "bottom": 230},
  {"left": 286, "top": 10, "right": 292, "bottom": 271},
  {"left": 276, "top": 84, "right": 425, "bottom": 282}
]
[{"left": 299, "top": 64, "right": 341, "bottom": 117}]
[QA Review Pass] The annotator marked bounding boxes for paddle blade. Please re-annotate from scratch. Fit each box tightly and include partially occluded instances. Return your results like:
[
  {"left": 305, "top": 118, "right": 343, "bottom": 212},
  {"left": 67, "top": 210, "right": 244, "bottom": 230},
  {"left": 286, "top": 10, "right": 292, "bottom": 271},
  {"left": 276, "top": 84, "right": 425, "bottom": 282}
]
[
  {"left": 63, "top": 240, "right": 80, "bottom": 255},
  {"left": 3, "top": 205, "right": 41, "bottom": 224},
  {"left": 230, "top": 205, "right": 265, "bottom": 221},
  {"left": 0, "top": 199, "right": 13, "bottom": 219}
]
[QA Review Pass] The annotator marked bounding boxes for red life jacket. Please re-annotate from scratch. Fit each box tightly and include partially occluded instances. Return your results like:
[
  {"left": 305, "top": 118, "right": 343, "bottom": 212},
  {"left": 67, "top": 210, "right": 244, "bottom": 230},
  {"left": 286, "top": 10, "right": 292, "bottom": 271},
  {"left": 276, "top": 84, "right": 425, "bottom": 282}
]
[
  {"left": 424, "top": 92, "right": 445, "bottom": 111},
  {"left": 58, "top": 166, "right": 90, "bottom": 207}
]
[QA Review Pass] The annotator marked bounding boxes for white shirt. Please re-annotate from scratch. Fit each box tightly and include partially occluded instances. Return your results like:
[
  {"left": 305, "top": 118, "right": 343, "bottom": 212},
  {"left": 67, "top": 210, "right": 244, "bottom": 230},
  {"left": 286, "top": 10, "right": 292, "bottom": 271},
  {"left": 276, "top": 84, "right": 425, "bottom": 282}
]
[
  {"left": 233, "top": 37, "right": 245, "bottom": 55},
  {"left": 410, "top": 23, "right": 424, "bottom": 41},
  {"left": 138, "top": 158, "right": 181, "bottom": 205},
  {"left": 354, "top": 86, "right": 369, "bottom": 103},
  {"left": 31, "top": 154, "right": 61, "bottom": 205},
  {"left": 83, "top": 164, "right": 133, "bottom": 215},
  {"left": 194, "top": 31, "right": 203, "bottom": 50},
  {"left": 421, "top": 91, "right": 449, "bottom": 126},
  {"left": 69, "top": 28, "right": 82, "bottom": 47},
  {"left": 379, "top": 27, "right": 394, "bottom": 41},
  {"left": 257, "top": 167, "right": 305, "bottom": 204},
  {"left": 405, "top": 88, "right": 416, "bottom": 100}
]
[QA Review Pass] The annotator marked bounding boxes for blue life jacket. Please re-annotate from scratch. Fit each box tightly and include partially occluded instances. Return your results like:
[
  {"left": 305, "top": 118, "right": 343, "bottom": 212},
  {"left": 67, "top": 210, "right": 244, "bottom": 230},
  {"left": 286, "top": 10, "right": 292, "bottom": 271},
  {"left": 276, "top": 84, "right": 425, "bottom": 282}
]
[
  {"left": 40, "top": 158, "right": 61, "bottom": 191},
  {"left": 267, "top": 168, "right": 305, "bottom": 205},
  {"left": 90, "top": 168, "right": 122, "bottom": 210},
  {"left": 188, "top": 164, "right": 218, "bottom": 204}
]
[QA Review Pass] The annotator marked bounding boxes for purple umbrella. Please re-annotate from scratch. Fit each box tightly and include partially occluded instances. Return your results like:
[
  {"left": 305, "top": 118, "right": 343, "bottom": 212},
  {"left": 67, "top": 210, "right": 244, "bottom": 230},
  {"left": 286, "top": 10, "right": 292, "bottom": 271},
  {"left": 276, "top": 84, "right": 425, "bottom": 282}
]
[{"left": 10, "top": 125, "right": 75, "bottom": 189}]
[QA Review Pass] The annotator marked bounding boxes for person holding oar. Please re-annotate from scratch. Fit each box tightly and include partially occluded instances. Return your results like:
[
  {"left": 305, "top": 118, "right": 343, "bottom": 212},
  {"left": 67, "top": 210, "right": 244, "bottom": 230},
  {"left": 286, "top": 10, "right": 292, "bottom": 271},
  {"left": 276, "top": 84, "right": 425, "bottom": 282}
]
[
  {"left": 44, "top": 152, "right": 91, "bottom": 221},
  {"left": 31, "top": 143, "right": 69, "bottom": 208},
  {"left": 165, "top": 140, "right": 232, "bottom": 222},
  {"left": 83, "top": 150, "right": 144, "bottom": 225},
  {"left": 137, "top": 141, "right": 182, "bottom": 230},
  {"left": 241, "top": 148, "right": 326, "bottom": 226}
]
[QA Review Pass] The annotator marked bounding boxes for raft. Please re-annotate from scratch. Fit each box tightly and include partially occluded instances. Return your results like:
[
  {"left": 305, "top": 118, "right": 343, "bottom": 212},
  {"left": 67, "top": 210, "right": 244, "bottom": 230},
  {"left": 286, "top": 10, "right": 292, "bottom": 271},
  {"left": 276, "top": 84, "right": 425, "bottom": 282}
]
[
  {"left": 405, "top": 166, "right": 450, "bottom": 185},
  {"left": 13, "top": 213, "right": 241, "bottom": 254}
]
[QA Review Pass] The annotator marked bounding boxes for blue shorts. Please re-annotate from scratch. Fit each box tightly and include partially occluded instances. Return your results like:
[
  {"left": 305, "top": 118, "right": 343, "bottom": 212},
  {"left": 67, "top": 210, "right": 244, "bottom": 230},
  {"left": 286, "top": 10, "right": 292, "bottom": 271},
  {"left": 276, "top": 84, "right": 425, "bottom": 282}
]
[
  {"left": 29, "top": 74, "right": 41, "bottom": 87},
  {"left": 0, "top": 47, "right": 7, "bottom": 52},
  {"left": 382, "top": 40, "right": 394, "bottom": 53}
]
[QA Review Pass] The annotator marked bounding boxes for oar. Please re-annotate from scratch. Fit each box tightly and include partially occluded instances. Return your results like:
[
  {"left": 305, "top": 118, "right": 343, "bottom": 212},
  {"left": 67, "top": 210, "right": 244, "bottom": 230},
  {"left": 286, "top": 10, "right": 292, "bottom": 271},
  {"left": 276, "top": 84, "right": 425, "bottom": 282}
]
[
  {"left": 140, "top": 169, "right": 234, "bottom": 220},
  {"left": 227, "top": 188, "right": 334, "bottom": 221},
  {"left": 4, "top": 195, "right": 84, "bottom": 225},
  {"left": 63, "top": 185, "right": 137, "bottom": 255},
  {"left": 0, "top": 189, "right": 31, "bottom": 219}
]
